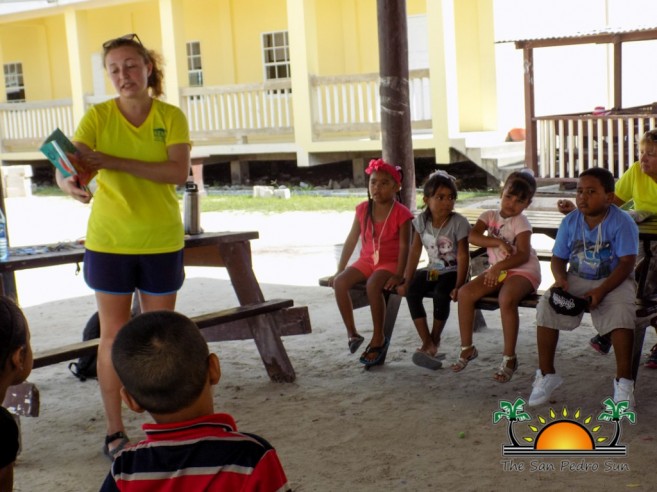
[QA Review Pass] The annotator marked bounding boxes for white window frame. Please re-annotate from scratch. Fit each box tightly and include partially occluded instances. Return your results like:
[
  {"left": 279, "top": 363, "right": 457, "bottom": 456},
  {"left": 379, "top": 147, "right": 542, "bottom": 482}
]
[
  {"left": 4, "top": 62, "right": 25, "bottom": 102},
  {"left": 261, "top": 30, "right": 290, "bottom": 94},
  {"left": 186, "top": 41, "right": 203, "bottom": 87}
]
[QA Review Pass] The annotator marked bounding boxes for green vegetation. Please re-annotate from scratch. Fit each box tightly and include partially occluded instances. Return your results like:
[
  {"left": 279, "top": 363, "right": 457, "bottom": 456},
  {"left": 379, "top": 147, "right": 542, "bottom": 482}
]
[{"left": 32, "top": 186, "right": 495, "bottom": 212}]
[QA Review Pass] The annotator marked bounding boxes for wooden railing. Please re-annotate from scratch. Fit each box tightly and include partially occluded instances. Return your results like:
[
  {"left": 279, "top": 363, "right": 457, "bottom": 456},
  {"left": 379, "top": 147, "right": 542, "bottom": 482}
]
[
  {"left": 0, "top": 99, "right": 74, "bottom": 151},
  {"left": 309, "top": 68, "right": 432, "bottom": 136},
  {"left": 180, "top": 79, "right": 294, "bottom": 142},
  {"left": 537, "top": 108, "right": 657, "bottom": 179}
]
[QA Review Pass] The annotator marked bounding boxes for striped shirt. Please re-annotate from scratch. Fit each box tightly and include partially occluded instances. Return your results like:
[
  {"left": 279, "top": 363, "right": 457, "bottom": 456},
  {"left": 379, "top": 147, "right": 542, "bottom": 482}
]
[{"left": 99, "top": 413, "right": 290, "bottom": 492}]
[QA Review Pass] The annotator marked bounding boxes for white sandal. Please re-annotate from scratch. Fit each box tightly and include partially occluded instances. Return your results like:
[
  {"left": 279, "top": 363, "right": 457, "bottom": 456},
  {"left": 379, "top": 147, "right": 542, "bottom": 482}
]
[
  {"left": 451, "top": 345, "right": 478, "bottom": 372},
  {"left": 494, "top": 355, "right": 518, "bottom": 383}
]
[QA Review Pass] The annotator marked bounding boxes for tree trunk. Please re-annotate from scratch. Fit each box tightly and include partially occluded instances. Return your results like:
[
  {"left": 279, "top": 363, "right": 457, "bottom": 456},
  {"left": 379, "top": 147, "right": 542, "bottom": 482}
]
[{"left": 377, "top": 0, "right": 415, "bottom": 210}]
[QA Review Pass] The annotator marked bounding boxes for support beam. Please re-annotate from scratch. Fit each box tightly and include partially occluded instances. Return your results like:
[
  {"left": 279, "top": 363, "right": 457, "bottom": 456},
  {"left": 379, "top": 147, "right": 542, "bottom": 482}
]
[
  {"left": 377, "top": 0, "right": 415, "bottom": 209},
  {"left": 352, "top": 158, "right": 365, "bottom": 187},
  {"left": 230, "top": 160, "right": 250, "bottom": 186}
]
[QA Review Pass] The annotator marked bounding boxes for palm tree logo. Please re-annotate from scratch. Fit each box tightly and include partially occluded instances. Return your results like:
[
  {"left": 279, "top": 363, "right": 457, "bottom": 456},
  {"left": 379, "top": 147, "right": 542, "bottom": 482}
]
[
  {"left": 492, "top": 397, "right": 636, "bottom": 457},
  {"left": 597, "top": 398, "right": 636, "bottom": 447},
  {"left": 493, "top": 397, "right": 531, "bottom": 446}
]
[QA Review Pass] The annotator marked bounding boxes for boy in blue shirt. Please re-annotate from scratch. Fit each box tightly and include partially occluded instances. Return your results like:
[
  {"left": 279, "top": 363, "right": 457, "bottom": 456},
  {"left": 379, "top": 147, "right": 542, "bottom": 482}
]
[{"left": 528, "top": 168, "right": 638, "bottom": 407}]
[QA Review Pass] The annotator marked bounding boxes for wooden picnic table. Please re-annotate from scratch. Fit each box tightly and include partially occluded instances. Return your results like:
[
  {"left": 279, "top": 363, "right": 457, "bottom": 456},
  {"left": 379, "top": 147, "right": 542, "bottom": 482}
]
[{"left": 0, "top": 231, "right": 311, "bottom": 386}]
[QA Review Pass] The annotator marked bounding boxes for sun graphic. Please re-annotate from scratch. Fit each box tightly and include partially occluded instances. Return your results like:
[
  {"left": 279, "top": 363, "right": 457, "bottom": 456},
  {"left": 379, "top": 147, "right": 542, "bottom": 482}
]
[{"left": 522, "top": 407, "right": 609, "bottom": 450}]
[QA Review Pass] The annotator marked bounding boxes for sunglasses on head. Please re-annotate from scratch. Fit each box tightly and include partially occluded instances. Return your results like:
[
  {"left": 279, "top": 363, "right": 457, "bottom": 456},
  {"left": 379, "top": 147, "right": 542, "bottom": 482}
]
[{"left": 102, "top": 33, "right": 143, "bottom": 50}]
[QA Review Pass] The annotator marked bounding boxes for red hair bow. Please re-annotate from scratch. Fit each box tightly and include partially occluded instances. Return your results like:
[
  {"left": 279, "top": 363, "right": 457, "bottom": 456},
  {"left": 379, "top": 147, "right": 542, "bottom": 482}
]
[{"left": 365, "top": 158, "right": 402, "bottom": 185}]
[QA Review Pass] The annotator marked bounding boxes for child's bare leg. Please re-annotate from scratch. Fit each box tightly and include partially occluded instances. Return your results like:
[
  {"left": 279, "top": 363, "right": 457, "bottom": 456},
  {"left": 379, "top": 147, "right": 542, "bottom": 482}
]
[
  {"left": 333, "top": 267, "right": 366, "bottom": 339},
  {"left": 537, "top": 326, "right": 559, "bottom": 375},
  {"left": 494, "top": 276, "right": 533, "bottom": 381},
  {"left": 430, "top": 319, "right": 446, "bottom": 349},
  {"left": 365, "top": 270, "right": 393, "bottom": 348},
  {"left": 456, "top": 275, "right": 497, "bottom": 359},
  {"left": 609, "top": 328, "right": 634, "bottom": 380},
  {"left": 412, "top": 317, "right": 437, "bottom": 354}
]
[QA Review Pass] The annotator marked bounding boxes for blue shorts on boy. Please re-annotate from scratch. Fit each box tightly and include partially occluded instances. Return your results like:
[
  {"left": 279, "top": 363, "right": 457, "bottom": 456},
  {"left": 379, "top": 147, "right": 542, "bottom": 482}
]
[{"left": 537, "top": 204, "right": 638, "bottom": 333}]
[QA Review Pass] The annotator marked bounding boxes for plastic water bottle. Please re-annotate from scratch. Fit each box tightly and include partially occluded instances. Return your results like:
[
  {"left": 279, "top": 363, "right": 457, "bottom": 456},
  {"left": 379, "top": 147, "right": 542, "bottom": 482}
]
[{"left": 0, "top": 208, "right": 8, "bottom": 261}]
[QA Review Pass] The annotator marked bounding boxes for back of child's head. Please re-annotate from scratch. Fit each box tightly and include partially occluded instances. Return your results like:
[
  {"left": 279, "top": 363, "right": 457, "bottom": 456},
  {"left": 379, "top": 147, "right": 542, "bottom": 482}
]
[
  {"left": 503, "top": 168, "right": 537, "bottom": 202},
  {"left": 112, "top": 311, "right": 210, "bottom": 415},
  {"left": 579, "top": 167, "right": 615, "bottom": 193},
  {"left": 0, "top": 296, "right": 29, "bottom": 371}
]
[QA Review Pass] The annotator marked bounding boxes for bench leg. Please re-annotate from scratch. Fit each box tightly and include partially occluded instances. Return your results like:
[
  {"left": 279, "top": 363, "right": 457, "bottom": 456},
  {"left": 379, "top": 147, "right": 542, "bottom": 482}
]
[
  {"left": 248, "top": 314, "right": 296, "bottom": 383},
  {"left": 378, "top": 293, "right": 402, "bottom": 365},
  {"left": 473, "top": 309, "right": 487, "bottom": 332},
  {"left": 632, "top": 319, "right": 648, "bottom": 385}
]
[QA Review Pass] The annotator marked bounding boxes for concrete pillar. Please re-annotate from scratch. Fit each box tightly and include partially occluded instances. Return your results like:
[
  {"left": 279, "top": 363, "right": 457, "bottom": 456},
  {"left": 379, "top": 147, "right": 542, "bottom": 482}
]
[
  {"left": 352, "top": 158, "right": 366, "bottom": 187},
  {"left": 230, "top": 160, "right": 250, "bottom": 185},
  {"left": 191, "top": 158, "right": 205, "bottom": 195}
]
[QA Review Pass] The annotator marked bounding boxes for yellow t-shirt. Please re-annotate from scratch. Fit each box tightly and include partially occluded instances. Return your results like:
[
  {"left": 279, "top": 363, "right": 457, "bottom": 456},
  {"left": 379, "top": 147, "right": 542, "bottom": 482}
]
[
  {"left": 615, "top": 161, "right": 657, "bottom": 212},
  {"left": 74, "top": 99, "right": 190, "bottom": 254}
]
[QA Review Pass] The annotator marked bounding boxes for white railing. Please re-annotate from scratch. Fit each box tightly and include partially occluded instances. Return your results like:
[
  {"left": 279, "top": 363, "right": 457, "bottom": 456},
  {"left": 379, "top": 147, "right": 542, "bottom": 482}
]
[
  {"left": 0, "top": 99, "right": 74, "bottom": 144},
  {"left": 180, "top": 79, "right": 294, "bottom": 140},
  {"left": 309, "top": 68, "right": 432, "bottom": 135},
  {"left": 537, "top": 112, "right": 657, "bottom": 179},
  {"left": 1, "top": 72, "right": 434, "bottom": 153}
]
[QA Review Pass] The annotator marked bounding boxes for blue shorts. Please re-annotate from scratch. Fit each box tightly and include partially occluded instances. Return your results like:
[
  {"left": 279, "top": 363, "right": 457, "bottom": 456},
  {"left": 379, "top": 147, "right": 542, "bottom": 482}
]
[{"left": 83, "top": 249, "right": 185, "bottom": 295}]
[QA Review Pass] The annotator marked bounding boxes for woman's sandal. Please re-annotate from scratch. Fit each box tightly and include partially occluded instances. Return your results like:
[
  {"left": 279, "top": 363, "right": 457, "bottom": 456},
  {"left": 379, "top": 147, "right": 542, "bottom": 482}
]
[
  {"left": 102, "top": 431, "right": 129, "bottom": 461},
  {"left": 348, "top": 335, "right": 365, "bottom": 354},
  {"left": 359, "top": 337, "right": 390, "bottom": 367},
  {"left": 494, "top": 355, "right": 518, "bottom": 383},
  {"left": 451, "top": 345, "right": 478, "bottom": 372}
]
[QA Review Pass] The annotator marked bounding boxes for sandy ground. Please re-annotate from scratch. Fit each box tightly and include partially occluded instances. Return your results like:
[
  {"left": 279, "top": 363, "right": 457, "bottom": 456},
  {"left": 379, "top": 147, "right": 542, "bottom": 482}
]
[{"left": 6, "top": 195, "right": 657, "bottom": 492}]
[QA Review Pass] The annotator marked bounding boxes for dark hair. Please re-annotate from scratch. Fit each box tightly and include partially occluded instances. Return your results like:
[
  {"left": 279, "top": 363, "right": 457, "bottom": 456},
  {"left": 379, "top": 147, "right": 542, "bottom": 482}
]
[
  {"left": 111, "top": 311, "right": 210, "bottom": 414},
  {"left": 503, "top": 169, "right": 536, "bottom": 202},
  {"left": 0, "top": 296, "right": 28, "bottom": 369},
  {"left": 102, "top": 34, "right": 165, "bottom": 98},
  {"left": 580, "top": 167, "right": 615, "bottom": 193},
  {"left": 419, "top": 172, "right": 458, "bottom": 226},
  {"left": 364, "top": 164, "right": 403, "bottom": 241}
]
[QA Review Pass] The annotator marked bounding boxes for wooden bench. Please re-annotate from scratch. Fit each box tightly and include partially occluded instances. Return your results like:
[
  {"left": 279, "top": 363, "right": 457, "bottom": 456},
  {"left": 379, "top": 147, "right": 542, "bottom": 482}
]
[
  {"left": 32, "top": 299, "right": 298, "bottom": 369},
  {"left": 4, "top": 299, "right": 310, "bottom": 417},
  {"left": 319, "top": 276, "right": 654, "bottom": 382}
]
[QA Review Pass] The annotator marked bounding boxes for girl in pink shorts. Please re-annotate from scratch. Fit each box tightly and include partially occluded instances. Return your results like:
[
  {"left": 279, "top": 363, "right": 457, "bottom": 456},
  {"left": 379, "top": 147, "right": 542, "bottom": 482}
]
[
  {"left": 328, "top": 159, "right": 413, "bottom": 366},
  {"left": 451, "top": 170, "right": 542, "bottom": 382}
]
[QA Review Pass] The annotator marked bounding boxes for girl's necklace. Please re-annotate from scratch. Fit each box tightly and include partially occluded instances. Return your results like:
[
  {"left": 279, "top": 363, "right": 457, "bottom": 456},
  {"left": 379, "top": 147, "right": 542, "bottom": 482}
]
[
  {"left": 372, "top": 201, "right": 396, "bottom": 265},
  {"left": 429, "top": 213, "right": 451, "bottom": 240}
]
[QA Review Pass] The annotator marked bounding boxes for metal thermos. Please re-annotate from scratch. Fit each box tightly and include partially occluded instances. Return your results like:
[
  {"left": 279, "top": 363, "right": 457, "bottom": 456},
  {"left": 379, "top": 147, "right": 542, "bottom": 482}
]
[{"left": 183, "top": 181, "right": 201, "bottom": 235}]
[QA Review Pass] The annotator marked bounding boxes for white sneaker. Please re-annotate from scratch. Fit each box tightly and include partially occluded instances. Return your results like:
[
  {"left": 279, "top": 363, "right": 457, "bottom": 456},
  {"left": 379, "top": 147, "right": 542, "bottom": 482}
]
[
  {"left": 613, "top": 378, "right": 635, "bottom": 409},
  {"left": 528, "top": 369, "right": 563, "bottom": 406}
]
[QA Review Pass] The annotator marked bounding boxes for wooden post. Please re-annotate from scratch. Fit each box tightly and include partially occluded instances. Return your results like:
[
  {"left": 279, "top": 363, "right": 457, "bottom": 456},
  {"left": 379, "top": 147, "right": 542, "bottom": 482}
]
[
  {"left": 377, "top": 0, "right": 415, "bottom": 210},
  {"left": 521, "top": 46, "right": 538, "bottom": 175}
]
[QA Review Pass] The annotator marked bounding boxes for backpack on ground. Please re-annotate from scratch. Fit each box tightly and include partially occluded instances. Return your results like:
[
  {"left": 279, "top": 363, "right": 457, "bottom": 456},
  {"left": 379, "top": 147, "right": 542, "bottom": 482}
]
[{"left": 68, "top": 312, "right": 100, "bottom": 381}]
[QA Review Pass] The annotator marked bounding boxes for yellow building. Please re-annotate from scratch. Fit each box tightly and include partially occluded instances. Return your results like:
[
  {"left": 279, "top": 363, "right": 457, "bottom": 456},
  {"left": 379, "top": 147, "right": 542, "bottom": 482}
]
[{"left": 0, "top": 0, "right": 508, "bottom": 186}]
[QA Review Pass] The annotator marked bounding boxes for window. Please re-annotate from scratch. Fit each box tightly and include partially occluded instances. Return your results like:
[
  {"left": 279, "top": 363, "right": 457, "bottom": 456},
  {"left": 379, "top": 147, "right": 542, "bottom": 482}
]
[
  {"left": 262, "top": 31, "right": 291, "bottom": 91},
  {"left": 4, "top": 62, "right": 25, "bottom": 102},
  {"left": 186, "top": 41, "right": 203, "bottom": 87}
]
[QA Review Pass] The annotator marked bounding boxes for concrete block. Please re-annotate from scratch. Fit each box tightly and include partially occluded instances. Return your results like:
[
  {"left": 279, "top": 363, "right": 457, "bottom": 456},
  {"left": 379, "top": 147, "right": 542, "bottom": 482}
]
[
  {"left": 253, "top": 185, "right": 275, "bottom": 198},
  {"left": 273, "top": 188, "right": 291, "bottom": 199},
  {"left": 2, "top": 165, "right": 33, "bottom": 197}
]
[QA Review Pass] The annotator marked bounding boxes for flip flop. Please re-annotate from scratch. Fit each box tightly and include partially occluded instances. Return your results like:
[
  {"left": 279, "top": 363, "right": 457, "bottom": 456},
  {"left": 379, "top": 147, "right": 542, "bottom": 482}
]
[
  {"left": 348, "top": 335, "right": 365, "bottom": 354},
  {"left": 359, "top": 336, "right": 390, "bottom": 367},
  {"left": 412, "top": 351, "right": 443, "bottom": 370}
]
